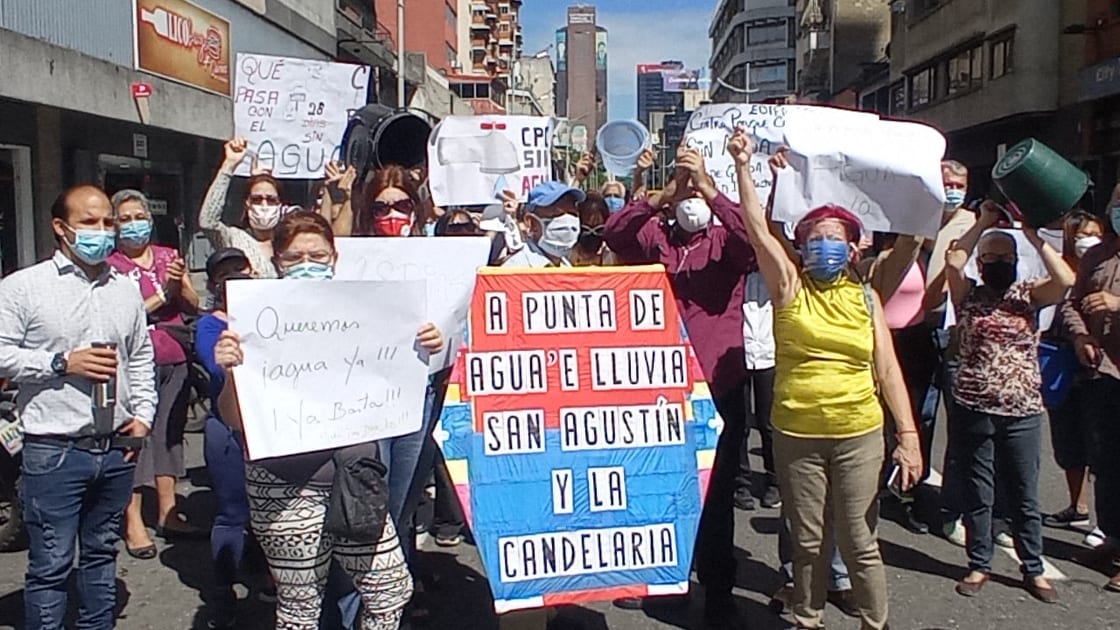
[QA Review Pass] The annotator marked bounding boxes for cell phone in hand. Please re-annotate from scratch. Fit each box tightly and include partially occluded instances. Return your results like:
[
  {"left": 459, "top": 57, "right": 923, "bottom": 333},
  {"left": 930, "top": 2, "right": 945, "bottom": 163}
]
[{"left": 886, "top": 465, "right": 904, "bottom": 499}]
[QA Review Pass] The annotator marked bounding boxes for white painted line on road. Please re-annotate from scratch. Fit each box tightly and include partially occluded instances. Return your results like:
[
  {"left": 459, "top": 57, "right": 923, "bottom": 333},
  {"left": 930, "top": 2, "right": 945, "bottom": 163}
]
[
  {"left": 997, "top": 545, "right": 1068, "bottom": 581},
  {"left": 925, "top": 468, "right": 943, "bottom": 489},
  {"left": 921, "top": 468, "right": 1068, "bottom": 581}
]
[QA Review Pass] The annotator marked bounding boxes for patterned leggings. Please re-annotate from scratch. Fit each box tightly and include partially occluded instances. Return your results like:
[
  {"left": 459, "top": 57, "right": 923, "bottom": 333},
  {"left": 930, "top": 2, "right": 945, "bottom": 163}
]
[{"left": 245, "top": 464, "right": 413, "bottom": 630}]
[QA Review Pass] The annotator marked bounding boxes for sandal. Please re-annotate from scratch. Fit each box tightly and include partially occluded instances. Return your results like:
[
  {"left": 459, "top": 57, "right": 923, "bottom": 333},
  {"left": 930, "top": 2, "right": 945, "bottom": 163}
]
[{"left": 126, "top": 544, "right": 158, "bottom": 560}]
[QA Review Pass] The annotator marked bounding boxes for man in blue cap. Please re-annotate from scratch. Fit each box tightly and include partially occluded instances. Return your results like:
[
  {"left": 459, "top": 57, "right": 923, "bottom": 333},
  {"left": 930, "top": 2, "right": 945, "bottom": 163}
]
[{"left": 501, "top": 181, "right": 585, "bottom": 267}]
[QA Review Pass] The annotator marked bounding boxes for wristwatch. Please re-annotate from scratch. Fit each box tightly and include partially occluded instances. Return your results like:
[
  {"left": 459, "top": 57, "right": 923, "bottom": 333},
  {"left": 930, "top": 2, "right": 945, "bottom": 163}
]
[{"left": 51, "top": 352, "right": 67, "bottom": 376}]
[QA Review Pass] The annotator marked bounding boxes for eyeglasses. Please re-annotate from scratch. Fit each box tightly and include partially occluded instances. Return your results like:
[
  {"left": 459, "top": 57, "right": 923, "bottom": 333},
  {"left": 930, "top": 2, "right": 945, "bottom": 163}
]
[
  {"left": 371, "top": 199, "right": 415, "bottom": 215},
  {"left": 276, "top": 250, "right": 334, "bottom": 266},
  {"left": 249, "top": 194, "right": 280, "bottom": 205}
]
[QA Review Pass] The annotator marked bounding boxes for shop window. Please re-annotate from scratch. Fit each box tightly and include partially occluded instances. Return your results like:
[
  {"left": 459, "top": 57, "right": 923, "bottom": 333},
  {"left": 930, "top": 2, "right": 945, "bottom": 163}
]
[
  {"left": 910, "top": 66, "right": 934, "bottom": 107},
  {"left": 747, "top": 20, "right": 787, "bottom": 46},
  {"left": 991, "top": 32, "right": 1014, "bottom": 79},
  {"left": 946, "top": 44, "right": 983, "bottom": 95}
]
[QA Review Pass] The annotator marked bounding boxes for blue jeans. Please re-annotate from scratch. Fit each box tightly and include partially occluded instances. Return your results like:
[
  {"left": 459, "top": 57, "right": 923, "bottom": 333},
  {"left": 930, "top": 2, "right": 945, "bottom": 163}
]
[
  {"left": 780, "top": 518, "right": 851, "bottom": 590},
  {"left": 956, "top": 407, "right": 1045, "bottom": 577},
  {"left": 203, "top": 417, "right": 250, "bottom": 609},
  {"left": 20, "top": 442, "right": 135, "bottom": 630}
]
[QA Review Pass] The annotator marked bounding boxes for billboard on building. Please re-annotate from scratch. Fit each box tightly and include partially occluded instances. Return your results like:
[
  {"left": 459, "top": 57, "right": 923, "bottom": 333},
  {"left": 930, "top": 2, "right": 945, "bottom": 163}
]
[
  {"left": 662, "top": 68, "right": 701, "bottom": 92},
  {"left": 133, "top": 0, "right": 232, "bottom": 96},
  {"left": 595, "top": 31, "right": 607, "bottom": 70},
  {"left": 556, "top": 29, "right": 567, "bottom": 72}
]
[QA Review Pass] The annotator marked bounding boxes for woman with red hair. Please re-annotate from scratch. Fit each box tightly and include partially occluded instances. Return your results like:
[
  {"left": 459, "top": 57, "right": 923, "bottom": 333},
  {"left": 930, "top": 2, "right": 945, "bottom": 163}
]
[{"left": 729, "top": 129, "right": 921, "bottom": 630}]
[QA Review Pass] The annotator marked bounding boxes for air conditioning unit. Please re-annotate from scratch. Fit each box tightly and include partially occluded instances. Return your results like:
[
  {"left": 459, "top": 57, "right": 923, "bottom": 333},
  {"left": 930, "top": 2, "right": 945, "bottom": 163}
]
[{"left": 451, "top": 61, "right": 463, "bottom": 71}]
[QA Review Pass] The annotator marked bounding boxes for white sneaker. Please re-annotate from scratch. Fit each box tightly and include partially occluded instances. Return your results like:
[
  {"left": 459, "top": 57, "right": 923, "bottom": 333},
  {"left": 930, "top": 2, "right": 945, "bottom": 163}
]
[
  {"left": 943, "top": 518, "right": 967, "bottom": 547},
  {"left": 1084, "top": 527, "right": 1106, "bottom": 549},
  {"left": 995, "top": 531, "right": 1014, "bottom": 549}
]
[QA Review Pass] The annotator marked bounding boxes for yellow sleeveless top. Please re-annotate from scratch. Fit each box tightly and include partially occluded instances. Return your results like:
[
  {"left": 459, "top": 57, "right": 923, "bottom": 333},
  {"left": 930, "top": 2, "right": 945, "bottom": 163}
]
[{"left": 772, "top": 274, "right": 883, "bottom": 438}]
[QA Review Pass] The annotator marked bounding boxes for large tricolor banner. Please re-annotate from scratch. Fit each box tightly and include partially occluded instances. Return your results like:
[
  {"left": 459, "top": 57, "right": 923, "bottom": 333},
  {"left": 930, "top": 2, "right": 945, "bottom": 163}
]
[{"left": 436, "top": 266, "right": 721, "bottom": 613}]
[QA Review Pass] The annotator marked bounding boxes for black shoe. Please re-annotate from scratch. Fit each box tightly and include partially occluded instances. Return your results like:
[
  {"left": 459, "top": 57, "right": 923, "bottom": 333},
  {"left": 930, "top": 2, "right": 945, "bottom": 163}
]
[
  {"left": 1043, "top": 506, "right": 1091, "bottom": 528},
  {"left": 733, "top": 487, "right": 756, "bottom": 511},
  {"left": 827, "top": 589, "right": 860, "bottom": 617},
  {"left": 903, "top": 504, "right": 930, "bottom": 534},
  {"left": 761, "top": 484, "right": 782, "bottom": 509},
  {"left": 611, "top": 596, "right": 644, "bottom": 610}
]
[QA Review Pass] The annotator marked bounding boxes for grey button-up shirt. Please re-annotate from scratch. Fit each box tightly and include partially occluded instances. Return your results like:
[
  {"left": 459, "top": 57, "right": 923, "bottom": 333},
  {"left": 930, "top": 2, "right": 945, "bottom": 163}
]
[{"left": 0, "top": 251, "right": 157, "bottom": 435}]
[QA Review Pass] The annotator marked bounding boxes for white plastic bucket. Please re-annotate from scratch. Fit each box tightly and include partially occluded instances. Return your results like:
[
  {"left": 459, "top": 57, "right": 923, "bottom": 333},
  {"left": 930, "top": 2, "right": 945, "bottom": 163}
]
[{"left": 596, "top": 120, "right": 651, "bottom": 176}]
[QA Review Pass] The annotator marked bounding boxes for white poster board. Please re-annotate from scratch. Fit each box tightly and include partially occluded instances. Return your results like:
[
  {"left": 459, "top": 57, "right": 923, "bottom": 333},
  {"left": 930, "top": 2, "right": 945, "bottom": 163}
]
[
  {"left": 684, "top": 104, "right": 879, "bottom": 206},
  {"left": 234, "top": 53, "right": 370, "bottom": 179},
  {"left": 772, "top": 113, "right": 947, "bottom": 239},
  {"left": 334, "top": 237, "right": 491, "bottom": 371},
  {"left": 428, "top": 116, "right": 555, "bottom": 206},
  {"left": 228, "top": 279, "right": 429, "bottom": 460}
]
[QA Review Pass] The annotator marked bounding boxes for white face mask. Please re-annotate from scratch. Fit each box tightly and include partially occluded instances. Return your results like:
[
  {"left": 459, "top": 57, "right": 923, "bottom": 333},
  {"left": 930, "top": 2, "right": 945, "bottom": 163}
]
[
  {"left": 248, "top": 204, "right": 282, "bottom": 231},
  {"left": 1074, "top": 235, "right": 1102, "bottom": 259},
  {"left": 535, "top": 214, "right": 580, "bottom": 259},
  {"left": 674, "top": 197, "right": 712, "bottom": 233}
]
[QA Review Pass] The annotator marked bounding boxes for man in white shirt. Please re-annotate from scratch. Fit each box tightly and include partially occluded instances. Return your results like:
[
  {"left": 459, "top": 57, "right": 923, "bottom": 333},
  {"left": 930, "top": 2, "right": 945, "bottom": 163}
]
[{"left": 0, "top": 185, "right": 155, "bottom": 630}]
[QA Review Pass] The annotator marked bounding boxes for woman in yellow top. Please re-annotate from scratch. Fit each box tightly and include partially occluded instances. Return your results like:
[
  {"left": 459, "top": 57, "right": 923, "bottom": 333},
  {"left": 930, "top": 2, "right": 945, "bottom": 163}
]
[{"left": 729, "top": 130, "right": 922, "bottom": 630}]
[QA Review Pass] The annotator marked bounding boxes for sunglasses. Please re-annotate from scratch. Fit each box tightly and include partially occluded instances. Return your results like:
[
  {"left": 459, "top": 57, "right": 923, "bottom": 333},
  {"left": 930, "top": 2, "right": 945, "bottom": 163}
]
[
  {"left": 445, "top": 222, "right": 479, "bottom": 235},
  {"left": 276, "top": 250, "right": 334, "bottom": 265},
  {"left": 249, "top": 194, "right": 280, "bottom": 204},
  {"left": 371, "top": 199, "right": 415, "bottom": 215}
]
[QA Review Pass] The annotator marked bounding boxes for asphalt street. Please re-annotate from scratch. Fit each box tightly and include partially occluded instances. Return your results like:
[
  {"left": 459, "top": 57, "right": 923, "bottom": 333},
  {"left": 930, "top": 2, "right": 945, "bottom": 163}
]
[{"left": 0, "top": 413, "right": 1117, "bottom": 630}]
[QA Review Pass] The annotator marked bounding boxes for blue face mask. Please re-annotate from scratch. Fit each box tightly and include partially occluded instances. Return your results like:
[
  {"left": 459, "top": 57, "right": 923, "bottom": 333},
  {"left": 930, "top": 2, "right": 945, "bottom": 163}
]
[
  {"left": 119, "top": 219, "right": 152, "bottom": 247},
  {"left": 282, "top": 261, "right": 335, "bottom": 280},
  {"left": 801, "top": 239, "right": 850, "bottom": 282},
  {"left": 1110, "top": 204, "right": 1120, "bottom": 237},
  {"left": 605, "top": 196, "right": 625, "bottom": 213},
  {"left": 65, "top": 226, "right": 115, "bottom": 265},
  {"left": 944, "top": 188, "right": 966, "bottom": 210}
]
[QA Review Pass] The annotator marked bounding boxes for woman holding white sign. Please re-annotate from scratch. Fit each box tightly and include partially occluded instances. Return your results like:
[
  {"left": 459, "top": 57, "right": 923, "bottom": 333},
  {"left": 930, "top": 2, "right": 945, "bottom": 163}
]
[
  {"left": 212, "top": 211, "right": 445, "bottom": 630},
  {"left": 199, "top": 138, "right": 285, "bottom": 279},
  {"left": 729, "top": 129, "right": 922, "bottom": 630}
]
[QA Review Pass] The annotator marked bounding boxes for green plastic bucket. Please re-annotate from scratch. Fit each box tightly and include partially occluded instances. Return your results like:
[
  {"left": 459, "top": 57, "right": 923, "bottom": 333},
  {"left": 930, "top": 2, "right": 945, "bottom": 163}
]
[{"left": 992, "top": 138, "right": 1090, "bottom": 227}]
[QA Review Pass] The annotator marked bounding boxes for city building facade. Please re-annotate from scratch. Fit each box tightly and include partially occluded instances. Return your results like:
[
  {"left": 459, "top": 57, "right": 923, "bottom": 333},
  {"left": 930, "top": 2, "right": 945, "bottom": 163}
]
[
  {"left": 878, "top": 0, "right": 1084, "bottom": 195},
  {"left": 556, "top": 5, "right": 608, "bottom": 135},
  {"left": 710, "top": 0, "right": 797, "bottom": 103}
]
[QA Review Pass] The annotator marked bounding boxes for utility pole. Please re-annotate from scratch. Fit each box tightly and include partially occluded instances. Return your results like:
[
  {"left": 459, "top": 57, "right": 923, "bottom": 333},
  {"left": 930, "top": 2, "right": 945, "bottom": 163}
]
[{"left": 397, "top": 0, "right": 405, "bottom": 108}]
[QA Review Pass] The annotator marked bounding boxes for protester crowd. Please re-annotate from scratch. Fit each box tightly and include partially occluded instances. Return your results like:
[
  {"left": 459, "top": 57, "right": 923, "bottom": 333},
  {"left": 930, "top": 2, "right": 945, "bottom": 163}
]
[{"left": 0, "top": 121, "right": 1118, "bottom": 630}]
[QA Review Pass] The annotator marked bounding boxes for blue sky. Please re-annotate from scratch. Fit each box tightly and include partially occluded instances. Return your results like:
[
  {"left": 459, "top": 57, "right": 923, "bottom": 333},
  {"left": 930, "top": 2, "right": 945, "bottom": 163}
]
[{"left": 520, "top": 0, "right": 715, "bottom": 120}]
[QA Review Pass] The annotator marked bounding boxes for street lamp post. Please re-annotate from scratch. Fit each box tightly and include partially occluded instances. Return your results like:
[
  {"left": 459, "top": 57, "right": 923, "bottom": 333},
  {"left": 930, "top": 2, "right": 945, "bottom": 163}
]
[{"left": 397, "top": 0, "right": 405, "bottom": 108}]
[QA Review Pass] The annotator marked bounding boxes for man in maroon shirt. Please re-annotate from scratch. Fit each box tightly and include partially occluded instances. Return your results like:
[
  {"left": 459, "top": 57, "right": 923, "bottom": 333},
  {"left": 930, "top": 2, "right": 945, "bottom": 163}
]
[{"left": 604, "top": 145, "right": 756, "bottom": 627}]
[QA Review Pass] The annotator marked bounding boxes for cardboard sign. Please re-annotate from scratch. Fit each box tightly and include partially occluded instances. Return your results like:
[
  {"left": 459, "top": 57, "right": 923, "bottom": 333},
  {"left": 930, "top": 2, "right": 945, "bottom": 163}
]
[
  {"left": 428, "top": 116, "right": 555, "bottom": 207},
  {"left": 436, "top": 266, "right": 721, "bottom": 613},
  {"left": 772, "top": 113, "right": 947, "bottom": 239},
  {"left": 334, "top": 237, "right": 492, "bottom": 371},
  {"left": 227, "top": 279, "right": 430, "bottom": 460},
  {"left": 234, "top": 53, "right": 370, "bottom": 179}
]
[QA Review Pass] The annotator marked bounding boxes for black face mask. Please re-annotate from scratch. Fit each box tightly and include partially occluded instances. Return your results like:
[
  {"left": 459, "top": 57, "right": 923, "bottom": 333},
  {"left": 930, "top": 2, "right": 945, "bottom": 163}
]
[
  {"left": 979, "top": 260, "right": 1017, "bottom": 292},
  {"left": 578, "top": 225, "right": 605, "bottom": 253}
]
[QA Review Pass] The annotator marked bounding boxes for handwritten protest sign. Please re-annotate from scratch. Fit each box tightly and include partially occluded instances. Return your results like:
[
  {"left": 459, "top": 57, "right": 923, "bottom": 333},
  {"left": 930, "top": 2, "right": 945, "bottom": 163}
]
[
  {"left": 437, "top": 266, "right": 721, "bottom": 613},
  {"left": 685, "top": 104, "right": 878, "bottom": 206},
  {"left": 228, "top": 279, "right": 429, "bottom": 460},
  {"left": 234, "top": 53, "right": 370, "bottom": 179},
  {"left": 334, "top": 237, "right": 491, "bottom": 371},
  {"left": 428, "top": 116, "right": 555, "bottom": 207},
  {"left": 772, "top": 113, "right": 947, "bottom": 239}
]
